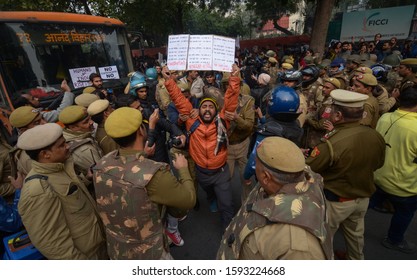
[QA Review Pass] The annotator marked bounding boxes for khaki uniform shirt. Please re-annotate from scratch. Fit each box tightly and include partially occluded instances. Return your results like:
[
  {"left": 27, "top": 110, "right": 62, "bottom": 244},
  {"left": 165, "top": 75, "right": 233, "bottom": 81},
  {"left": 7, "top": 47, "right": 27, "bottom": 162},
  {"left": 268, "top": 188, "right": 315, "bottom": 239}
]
[
  {"left": 306, "top": 121, "right": 385, "bottom": 198},
  {"left": 18, "top": 159, "right": 107, "bottom": 259},
  {"left": 0, "top": 138, "right": 13, "bottom": 197},
  {"left": 95, "top": 123, "right": 119, "bottom": 155},
  {"left": 360, "top": 93, "right": 380, "bottom": 128},
  {"left": 63, "top": 129, "right": 103, "bottom": 175}
]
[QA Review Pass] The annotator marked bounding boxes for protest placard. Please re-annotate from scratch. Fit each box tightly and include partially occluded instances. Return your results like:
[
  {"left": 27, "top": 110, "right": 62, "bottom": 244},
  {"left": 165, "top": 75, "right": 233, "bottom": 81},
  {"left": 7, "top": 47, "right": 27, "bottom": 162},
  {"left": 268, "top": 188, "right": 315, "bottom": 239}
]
[
  {"left": 69, "top": 66, "right": 96, "bottom": 89},
  {"left": 167, "top": 34, "right": 235, "bottom": 72}
]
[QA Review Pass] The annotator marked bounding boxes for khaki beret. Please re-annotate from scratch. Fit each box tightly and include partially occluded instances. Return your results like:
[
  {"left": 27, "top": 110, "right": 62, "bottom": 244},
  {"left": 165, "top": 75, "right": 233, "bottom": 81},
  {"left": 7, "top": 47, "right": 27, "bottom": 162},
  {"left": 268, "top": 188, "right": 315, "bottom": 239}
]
[
  {"left": 331, "top": 89, "right": 369, "bottom": 108},
  {"left": 9, "top": 106, "right": 40, "bottom": 128},
  {"left": 75, "top": 93, "right": 100, "bottom": 108},
  {"left": 87, "top": 99, "right": 110, "bottom": 116},
  {"left": 400, "top": 58, "right": 417, "bottom": 66},
  {"left": 354, "top": 66, "right": 373, "bottom": 75},
  {"left": 284, "top": 58, "right": 294, "bottom": 65},
  {"left": 356, "top": 73, "right": 378, "bottom": 86},
  {"left": 268, "top": 57, "right": 278, "bottom": 64},
  {"left": 17, "top": 123, "right": 62, "bottom": 150},
  {"left": 281, "top": 63, "right": 294, "bottom": 70},
  {"left": 323, "top": 77, "right": 341, "bottom": 89},
  {"left": 59, "top": 105, "right": 88, "bottom": 125},
  {"left": 82, "top": 86, "right": 96, "bottom": 94},
  {"left": 257, "top": 136, "right": 305, "bottom": 173},
  {"left": 266, "top": 50, "right": 276, "bottom": 57},
  {"left": 105, "top": 107, "right": 142, "bottom": 138}
]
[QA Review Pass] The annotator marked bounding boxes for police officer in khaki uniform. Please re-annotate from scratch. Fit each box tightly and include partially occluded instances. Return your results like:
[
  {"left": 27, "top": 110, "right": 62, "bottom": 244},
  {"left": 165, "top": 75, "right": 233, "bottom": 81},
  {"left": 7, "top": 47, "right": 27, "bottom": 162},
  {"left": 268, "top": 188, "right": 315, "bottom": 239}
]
[
  {"left": 92, "top": 107, "right": 196, "bottom": 260},
  {"left": 8, "top": 106, "right": 47, "bottom": 184},
  {"left": 306, "top": 89, "right": 385, "bottom": 260},
  {"left": 397, "top": 58, "right": 417, "bottom": 93},
  {"left": 225, "top": 89, "right": 255, "bottom": 202},
  {"left": 17, "top": 123, "right": 107, "bottom": 259},
  {"left": 217, "top": 137, "right": 332, "bottom": 260},
  {"left": 87, "top": 99, "right": 118, "bottom": 155},
  {"left": 351, "top": 73, "right": 380, "bottom": 128},
  {"left": 74, "top": 93, "right": 100, "bottom": 108},
  {"left": 59, "top": 105, "right": 103, "bottom": 177}
]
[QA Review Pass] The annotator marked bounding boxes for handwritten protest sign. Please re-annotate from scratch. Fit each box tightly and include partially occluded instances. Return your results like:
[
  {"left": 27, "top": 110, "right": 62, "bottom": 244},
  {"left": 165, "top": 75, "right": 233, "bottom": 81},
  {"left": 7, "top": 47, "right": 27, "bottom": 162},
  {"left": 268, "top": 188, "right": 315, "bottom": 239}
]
[
  {"left": 167, "top": 34, "right": 189, "bottom": 70},
  {"left": 99, "top": 65, "right": 120, "bottom": 80},
  {"left": 167, "top": 34, "right": 235, "bottom": 72},
  {"left": 69, "top": 66, "right": 96, "bottom": 89}
]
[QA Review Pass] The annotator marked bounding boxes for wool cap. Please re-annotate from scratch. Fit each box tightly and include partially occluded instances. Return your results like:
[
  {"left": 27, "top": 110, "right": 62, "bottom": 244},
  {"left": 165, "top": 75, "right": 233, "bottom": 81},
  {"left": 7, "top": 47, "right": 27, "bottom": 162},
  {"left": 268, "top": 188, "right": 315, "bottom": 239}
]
[
  {"left": 17, "top": 123, "right": 62, "bottom": 150},
  {"left": 9, "top": 106, "right": 40, "bottom": 128},
  {"left": 258, "top": 73, "right": 271, "bottom": 85},
  {"left": 256, "top": 136, "right": 305, "bottom": 173},
  {"left": 199, "top": 97, "right": 219, "bottom": 111},
  {"left": 59, "top": 105, "right": 88, "bottom": 125},
  {"left": 105, "top": 107, "right": 142, "bottom": 138},
  {"left": 331, "top": 89, "right": 369, "bottom": 108},
  {"left": 87, "top": 99, "right": 110, "bottom": 116},
  {"left": 75, "top": 93, "right": 100, "bottom": 108},
  {"left": 356, "top": 73, "right": 378, "bottom": 86}
]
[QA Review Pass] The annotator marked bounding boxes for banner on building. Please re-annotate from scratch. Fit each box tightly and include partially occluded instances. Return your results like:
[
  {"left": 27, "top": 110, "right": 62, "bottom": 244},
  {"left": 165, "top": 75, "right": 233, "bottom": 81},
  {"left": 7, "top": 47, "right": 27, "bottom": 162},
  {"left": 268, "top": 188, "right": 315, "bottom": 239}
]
[
  {"left": 340, "top": 5, "right": 415, "bottom": 41},
  {"left": 167, "top": 34, "right": 235, "bottom": 72}
]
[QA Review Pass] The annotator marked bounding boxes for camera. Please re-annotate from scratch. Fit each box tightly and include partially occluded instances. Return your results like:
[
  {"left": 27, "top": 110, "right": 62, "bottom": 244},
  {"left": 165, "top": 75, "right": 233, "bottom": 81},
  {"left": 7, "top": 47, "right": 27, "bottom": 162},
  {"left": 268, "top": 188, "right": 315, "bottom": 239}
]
[{"left": 168, "top": 137, "right": 182, "bottom": 148}]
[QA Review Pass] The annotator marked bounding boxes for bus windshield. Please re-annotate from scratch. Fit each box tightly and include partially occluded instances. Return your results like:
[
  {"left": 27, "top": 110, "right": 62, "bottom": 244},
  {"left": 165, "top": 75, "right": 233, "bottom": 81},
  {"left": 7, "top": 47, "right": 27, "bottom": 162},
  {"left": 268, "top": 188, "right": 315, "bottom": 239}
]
[{"left": 0, "top": 19, "right": 132, "bottom": 109}]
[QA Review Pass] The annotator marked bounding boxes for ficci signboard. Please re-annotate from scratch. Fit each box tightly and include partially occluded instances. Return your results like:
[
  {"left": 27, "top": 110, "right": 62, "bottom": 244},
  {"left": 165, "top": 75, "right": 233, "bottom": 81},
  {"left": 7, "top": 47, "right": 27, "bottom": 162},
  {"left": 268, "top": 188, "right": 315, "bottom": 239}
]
[{"left": 340, "top": 5, "right": 416, "bottom": 41}]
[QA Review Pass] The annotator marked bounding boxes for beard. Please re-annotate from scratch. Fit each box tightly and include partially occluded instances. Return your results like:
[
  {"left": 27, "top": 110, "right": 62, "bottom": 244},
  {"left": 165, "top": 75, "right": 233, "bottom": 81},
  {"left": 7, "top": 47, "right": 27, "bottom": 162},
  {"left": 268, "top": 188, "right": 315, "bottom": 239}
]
[{"left": 200, "top": 110, "right": 216, "bottom": 124}]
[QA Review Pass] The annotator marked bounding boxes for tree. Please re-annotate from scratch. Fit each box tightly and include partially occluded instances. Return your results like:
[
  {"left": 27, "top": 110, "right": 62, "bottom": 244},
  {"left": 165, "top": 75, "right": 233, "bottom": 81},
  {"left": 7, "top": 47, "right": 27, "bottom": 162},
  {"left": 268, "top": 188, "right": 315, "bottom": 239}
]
[{"left": 309, "top": 0, "right": 336, "bottom": 59}]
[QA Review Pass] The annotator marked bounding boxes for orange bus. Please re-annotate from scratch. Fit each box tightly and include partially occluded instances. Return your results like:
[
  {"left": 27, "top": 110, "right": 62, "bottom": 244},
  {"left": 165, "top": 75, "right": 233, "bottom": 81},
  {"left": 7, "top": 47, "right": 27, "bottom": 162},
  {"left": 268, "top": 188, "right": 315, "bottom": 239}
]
[{"left": 0, "top": 11, "right": 134, "bottom": 142}]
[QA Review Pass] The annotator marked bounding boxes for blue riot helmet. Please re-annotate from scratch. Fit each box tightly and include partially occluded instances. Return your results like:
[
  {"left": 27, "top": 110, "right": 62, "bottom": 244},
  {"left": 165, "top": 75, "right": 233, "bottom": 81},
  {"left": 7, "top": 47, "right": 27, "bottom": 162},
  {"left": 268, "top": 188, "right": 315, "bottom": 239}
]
[
  {"left": 280, "top": 70, "right": 302, "bottom": 88},
  {"left": 128, "top": 71, "right": 148, "bottom": 96},
  {"left": 371, "top": 64, "right": 390, "bottom": 83},
  {"left": 328, "top": 57, "right": 346, "bottom": 76},
  {"left": 267, "top": 85, "right": 300, "bottom": 122},
  {"left": 145, "top": 67, "right": 158, "bottom": 80},
  {"left": 300, "top": 65, "right": 319, "bottom": 87}
]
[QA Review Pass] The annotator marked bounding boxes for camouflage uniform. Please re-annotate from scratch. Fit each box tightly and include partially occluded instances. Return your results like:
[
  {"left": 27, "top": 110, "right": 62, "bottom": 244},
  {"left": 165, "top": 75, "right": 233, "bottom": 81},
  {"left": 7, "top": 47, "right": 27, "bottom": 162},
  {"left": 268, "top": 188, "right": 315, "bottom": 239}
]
[
  {"left": 93, "top": 149, "right": 196, "bottom": 260},
  {"left": 217, "top": 166, "right": 332, "bottom": 260}
]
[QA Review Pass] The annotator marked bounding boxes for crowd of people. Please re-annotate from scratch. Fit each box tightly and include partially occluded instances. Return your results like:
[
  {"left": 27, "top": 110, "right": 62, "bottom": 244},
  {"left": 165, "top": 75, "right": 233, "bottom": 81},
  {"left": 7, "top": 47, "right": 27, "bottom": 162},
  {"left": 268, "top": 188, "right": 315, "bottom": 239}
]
[{"left": 1, "top": 33, "right": 417, "bottom": 260}]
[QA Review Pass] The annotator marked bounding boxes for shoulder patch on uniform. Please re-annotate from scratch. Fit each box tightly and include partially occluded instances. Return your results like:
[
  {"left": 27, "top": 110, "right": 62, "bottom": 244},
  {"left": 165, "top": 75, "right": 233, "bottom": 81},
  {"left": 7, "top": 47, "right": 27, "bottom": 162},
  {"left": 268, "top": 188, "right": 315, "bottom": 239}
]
[
  {"left": 362, "top": 111, "right": 367, "bottom": 119},
  {"left": 310, "top": 146, "right": 320, "bottom": 158}
]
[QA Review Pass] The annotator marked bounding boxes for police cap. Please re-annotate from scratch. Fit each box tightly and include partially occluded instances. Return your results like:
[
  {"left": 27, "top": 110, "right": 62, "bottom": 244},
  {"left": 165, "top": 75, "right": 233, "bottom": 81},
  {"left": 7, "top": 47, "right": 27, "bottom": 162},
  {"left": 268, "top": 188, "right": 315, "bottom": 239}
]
[
  {"left": 256, "top": 136, "right": 305, "bottom": 173},
  {"left": 400, "top": 58, "right": 417, "bottom": 67},
  {"left": 59, "top": 105, "right": 88, "bottom": 125},
  {"left": 9, "top": 106, "right": 40, "bottom": 128},
  {"left": 323, "top": 77, "right": 341, "bottom": 89},
  {"left": 17, "top": 123, "right": 62, "bottom": 150},
  {"left": 87, "top": 99, "right": 110, "bottom": 116},
  {"left": 356, "top": 73, "right": 378, "bottom": 86},
  {"left": 82, "top": 86, "right": 96, "bottom": 94},
  {"left": 331, "top": 89, "right": 369, "bottom": 108},
  {"left": 105, "top": 107, "right": 142, "bottom": 138},
  {"left": 75, "top": 93, "right": 100, "bottom": 108}
]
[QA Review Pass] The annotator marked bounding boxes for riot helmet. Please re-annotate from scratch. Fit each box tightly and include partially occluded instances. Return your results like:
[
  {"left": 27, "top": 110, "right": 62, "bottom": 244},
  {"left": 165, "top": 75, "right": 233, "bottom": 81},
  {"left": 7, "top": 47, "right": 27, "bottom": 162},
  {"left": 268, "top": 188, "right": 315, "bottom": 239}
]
[
  {"left": 267, "top": 85, "right": 300, "bottom": 121},
  {"left": 300, "top": 65, "right": 319, "bottom": 87}
]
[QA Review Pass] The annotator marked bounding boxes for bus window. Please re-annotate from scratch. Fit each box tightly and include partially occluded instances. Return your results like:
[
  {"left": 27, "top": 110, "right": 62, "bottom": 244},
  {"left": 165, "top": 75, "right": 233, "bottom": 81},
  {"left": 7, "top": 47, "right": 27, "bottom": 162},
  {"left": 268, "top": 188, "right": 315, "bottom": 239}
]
[{"left": 0, "top": 17, "right": 133, "bottom": 110}]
